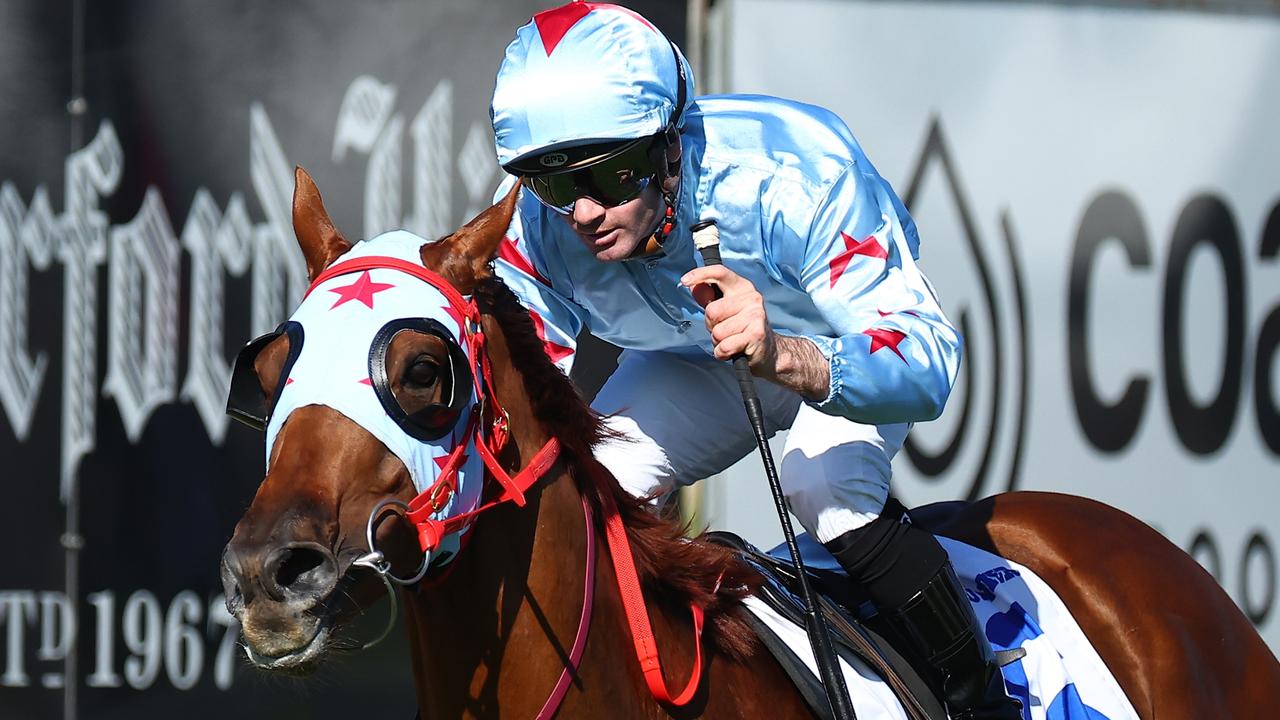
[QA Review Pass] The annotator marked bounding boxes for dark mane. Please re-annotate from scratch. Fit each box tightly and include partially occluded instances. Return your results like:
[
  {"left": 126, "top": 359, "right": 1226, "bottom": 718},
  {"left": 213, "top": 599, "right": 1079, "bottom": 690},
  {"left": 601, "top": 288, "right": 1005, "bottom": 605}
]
[{"left": 473, "top": 276, "right": 760, "bottom": 658}]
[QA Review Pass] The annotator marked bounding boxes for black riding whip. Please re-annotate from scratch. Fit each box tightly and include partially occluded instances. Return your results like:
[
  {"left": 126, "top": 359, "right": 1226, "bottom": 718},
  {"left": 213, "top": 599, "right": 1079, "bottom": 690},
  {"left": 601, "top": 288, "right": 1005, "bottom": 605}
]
[{"left": 691, "top": 220, "right": 857, "bottom": 720}]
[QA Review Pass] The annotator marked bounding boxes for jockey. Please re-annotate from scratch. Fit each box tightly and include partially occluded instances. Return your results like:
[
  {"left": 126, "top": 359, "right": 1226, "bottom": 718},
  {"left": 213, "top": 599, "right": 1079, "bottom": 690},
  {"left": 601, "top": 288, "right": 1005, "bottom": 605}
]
[{"left": 489, "top": 3, "right": 1018, "bottom": 718}]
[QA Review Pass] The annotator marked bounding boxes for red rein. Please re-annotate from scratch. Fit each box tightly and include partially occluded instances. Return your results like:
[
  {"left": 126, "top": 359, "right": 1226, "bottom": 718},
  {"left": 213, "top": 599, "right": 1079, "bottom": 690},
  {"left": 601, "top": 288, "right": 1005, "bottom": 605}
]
[{"left": 306, "top": 256, "right": 708, "bottom": 712}]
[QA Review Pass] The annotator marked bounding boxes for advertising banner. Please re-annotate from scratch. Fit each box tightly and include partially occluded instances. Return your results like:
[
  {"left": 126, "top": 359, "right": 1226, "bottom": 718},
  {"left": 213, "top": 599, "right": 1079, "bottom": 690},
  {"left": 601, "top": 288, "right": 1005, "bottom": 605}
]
[
  {"left": 0, "top": 2, "right": 681, "bottom": 717},
  {"left": 704, "top": 0, "right": 1280, "bottom": 649}
]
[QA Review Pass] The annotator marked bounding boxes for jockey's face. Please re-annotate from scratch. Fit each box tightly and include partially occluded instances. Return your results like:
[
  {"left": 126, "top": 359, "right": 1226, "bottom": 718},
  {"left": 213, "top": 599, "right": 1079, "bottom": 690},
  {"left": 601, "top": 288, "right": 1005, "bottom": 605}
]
[
  {"left": 562, "top": 180, "right": 664, "bottom": 262},
  {"left": 561, "top": 134, "right": 681, "bottom": 262}
]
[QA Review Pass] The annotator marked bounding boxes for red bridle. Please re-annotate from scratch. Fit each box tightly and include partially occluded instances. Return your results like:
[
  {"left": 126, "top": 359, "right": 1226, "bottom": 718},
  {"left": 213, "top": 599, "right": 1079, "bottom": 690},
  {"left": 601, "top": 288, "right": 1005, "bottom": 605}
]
[{"left": 306, "top": 254, "right": 707, "bottom": 713}]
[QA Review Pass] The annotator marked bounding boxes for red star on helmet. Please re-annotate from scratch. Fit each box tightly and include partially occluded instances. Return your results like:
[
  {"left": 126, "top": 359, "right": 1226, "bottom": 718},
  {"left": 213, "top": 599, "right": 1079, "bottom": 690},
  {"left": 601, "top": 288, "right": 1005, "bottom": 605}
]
[
  {"left": 533, "top": 2, "right": 656, "bottom": 56},
  {"left": 328, "top": 270, "right": 395, "bottom": 310},
  {"left": 829, "top": 232, "right": 887, "bottom": 288},
  {"left": 863, "top": 327, "right": 908, "bottom": 364},
  {"left": 528, "top": 310, "right": 574, "bottom": 364}
]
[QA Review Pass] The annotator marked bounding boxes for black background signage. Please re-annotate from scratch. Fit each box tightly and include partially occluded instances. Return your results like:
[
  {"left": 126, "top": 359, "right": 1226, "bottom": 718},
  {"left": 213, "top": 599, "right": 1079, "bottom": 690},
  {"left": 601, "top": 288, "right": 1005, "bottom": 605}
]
[{"left": 0, "top": 2, "right": 678, "bottom": 718}]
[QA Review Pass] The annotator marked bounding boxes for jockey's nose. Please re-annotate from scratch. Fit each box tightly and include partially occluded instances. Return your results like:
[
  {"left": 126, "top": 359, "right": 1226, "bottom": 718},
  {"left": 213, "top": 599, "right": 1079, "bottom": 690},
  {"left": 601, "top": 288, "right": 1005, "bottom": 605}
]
[
  {"left": 220, "top": 541, "right": 339, "bottom": 610},
  {"left": 571, "top": 196, "right": 606, "bottom": 225}
]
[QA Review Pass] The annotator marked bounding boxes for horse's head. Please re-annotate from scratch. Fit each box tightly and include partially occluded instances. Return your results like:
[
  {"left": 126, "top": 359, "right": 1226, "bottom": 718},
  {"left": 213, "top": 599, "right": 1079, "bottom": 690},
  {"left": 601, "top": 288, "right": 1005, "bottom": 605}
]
[{"left": 220, "top": 168, "right": 517, "bottom": 672}]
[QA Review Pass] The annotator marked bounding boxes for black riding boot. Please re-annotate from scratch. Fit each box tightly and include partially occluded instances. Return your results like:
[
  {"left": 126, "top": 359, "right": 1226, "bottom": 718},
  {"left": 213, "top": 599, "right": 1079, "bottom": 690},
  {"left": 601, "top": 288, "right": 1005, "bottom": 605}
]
[{"left": 824, "top": 502, "right": 1022, "bottom": 720}]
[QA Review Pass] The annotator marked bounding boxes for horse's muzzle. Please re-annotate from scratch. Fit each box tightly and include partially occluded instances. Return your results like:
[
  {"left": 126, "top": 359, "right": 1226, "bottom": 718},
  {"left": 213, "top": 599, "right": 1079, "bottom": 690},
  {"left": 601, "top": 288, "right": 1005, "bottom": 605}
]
[{"left": 220, "top": 541, "right": 341, "bottom": 667}]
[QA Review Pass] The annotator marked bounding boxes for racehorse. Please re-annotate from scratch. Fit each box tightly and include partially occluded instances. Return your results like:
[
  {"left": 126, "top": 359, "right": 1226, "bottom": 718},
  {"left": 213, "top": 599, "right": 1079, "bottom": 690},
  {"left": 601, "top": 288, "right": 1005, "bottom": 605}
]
[{"left": 220, "top": 168, "right": 1280, "bottom": 718}]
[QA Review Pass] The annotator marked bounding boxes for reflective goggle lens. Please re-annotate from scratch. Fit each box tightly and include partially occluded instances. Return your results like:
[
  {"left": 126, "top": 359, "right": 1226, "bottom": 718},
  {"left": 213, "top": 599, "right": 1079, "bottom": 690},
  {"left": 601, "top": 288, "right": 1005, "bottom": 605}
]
[{"left": 521, "top": 137, "right": 659, "bottom": 214}]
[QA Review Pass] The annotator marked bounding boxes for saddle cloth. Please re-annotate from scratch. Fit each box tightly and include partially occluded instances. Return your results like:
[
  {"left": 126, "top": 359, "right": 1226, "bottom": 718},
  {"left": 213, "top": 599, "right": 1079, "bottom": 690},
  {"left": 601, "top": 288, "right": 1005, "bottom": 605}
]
[{"left": 713, "top": 531, "right": 1140, "bottom": 720}]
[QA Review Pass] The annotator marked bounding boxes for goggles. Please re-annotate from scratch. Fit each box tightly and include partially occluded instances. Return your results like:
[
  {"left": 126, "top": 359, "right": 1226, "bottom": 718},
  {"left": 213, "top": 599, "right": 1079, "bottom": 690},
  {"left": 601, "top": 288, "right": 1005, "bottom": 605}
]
[{"left": 516, "top": 135, "right": 661, "bottom": 215}]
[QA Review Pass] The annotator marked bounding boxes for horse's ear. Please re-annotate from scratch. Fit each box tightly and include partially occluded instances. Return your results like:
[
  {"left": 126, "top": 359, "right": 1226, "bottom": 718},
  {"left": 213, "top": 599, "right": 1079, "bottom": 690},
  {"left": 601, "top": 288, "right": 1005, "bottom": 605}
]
[
  {"left": 292, "top": 167, "right": 351, "bottom": 282},
  {"left": 421, "top": 182, "right": 520, "bottom": 294}
]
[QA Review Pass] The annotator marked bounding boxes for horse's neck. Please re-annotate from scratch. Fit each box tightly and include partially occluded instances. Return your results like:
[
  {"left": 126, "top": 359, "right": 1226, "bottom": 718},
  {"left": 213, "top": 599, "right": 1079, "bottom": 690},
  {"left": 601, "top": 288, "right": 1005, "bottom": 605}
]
[
  {"left": 398, "top": 312, "right": 598, "bottom": 716},
  {"left": 400, "top": 466, "right": 592, "bottom": 717}
]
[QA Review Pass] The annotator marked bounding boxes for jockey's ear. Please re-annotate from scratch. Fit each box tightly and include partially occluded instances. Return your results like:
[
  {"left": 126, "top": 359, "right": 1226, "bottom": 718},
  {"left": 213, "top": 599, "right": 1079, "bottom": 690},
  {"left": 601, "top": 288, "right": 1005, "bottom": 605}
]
[
  {"left": 292, "top": 167, "right": 352, "bottom": 282},
  {"left": 421, "top": 182, "right": 520, "bottom": 295}
]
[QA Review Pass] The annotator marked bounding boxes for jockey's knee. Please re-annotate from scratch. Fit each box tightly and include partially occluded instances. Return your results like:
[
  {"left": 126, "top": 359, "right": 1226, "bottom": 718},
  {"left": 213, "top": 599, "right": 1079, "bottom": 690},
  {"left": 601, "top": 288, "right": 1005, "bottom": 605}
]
[{"left": 780, "top": 441, "right": 892, "bottom": 543}]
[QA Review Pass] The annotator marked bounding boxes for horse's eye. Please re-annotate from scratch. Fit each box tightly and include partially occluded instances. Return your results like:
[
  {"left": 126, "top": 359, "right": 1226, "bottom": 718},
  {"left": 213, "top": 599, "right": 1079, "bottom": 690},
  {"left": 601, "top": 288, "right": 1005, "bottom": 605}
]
[{"left": 404, "top": 358, "right": 440, "bottom": 388}]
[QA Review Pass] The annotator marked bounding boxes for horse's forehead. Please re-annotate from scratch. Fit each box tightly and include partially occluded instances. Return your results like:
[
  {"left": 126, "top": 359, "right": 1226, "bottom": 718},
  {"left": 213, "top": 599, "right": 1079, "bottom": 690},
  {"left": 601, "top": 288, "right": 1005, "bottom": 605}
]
[
  {"left": 262, "top": 231, "right": 477, "bottom": 490},
  {"left": 301, "top": 232, "right": 464, "bottom": 338}
]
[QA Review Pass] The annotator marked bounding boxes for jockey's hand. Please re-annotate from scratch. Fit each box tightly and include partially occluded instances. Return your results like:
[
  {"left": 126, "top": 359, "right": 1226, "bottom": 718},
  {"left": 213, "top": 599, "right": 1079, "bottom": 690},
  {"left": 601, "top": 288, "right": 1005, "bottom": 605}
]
[{"left": 681, "top": 265, "right": 830, "bottom": 401}]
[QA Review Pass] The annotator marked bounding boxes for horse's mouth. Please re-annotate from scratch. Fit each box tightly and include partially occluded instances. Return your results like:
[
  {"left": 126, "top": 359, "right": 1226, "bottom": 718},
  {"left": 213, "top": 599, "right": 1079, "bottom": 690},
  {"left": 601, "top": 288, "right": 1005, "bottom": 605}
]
[
  {"left": 237, "top": 567, "right": 377, "bottom": 674},
  {"left": 242, "top": 615, "right": 334, "bottom": 674}
]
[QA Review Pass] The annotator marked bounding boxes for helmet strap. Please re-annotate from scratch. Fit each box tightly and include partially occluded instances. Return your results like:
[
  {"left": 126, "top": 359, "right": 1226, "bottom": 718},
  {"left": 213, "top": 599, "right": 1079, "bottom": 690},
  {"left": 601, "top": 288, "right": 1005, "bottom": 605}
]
[
  {"left": 627, "top": 130, "right": 681, "bottom": 260},
  {"left": 627, "top": 41, "right": 689, "bottom": 260}
]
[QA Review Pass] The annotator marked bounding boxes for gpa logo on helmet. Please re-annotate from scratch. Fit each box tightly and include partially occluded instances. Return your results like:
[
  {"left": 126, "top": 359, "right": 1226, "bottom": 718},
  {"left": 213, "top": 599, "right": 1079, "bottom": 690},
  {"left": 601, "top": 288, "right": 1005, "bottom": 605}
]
[{"left": 539, "top": 152, "right": 569, "bottom": 168}]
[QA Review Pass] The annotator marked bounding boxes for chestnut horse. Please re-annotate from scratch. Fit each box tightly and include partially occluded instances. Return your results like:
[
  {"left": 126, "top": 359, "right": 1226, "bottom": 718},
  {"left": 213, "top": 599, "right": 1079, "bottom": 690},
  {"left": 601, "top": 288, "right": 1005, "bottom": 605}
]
[{"left": 220, "top": 169, "right": 1280, "bottom": 719}]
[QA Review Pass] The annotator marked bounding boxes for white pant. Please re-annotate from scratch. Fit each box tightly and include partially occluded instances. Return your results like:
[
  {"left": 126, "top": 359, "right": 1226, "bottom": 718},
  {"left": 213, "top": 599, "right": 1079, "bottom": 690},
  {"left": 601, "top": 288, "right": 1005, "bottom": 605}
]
[{"left": 591, "top": 350, "right": 910, "bottom": 544}]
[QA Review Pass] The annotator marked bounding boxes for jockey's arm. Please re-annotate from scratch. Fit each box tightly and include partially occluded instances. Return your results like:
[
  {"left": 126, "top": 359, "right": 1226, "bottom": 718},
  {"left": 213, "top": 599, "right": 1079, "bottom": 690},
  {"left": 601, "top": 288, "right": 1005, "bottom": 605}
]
[
  {"left": 686, "top": 164, "right": 962, "bottom": 425},
  {"left": 796, "top": 163, "right": 963, "bottom": 424}
]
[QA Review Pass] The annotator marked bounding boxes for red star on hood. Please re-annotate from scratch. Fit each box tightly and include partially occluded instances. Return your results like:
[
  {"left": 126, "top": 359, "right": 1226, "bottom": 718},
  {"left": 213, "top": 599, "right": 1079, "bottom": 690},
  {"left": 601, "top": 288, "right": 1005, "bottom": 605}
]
[
  {"left": 434, "top": 451, "right": 468, "bottom": 474},
  {"left": 528, "top": 310, "right": 574, "bottom": 364},
  {"left": 863, "top": 327, "right": 908, "bottom": 364},
  {"left": 829, "top": 232, "right": 887, "bottom": 288},
  {"left": 441, "top": 303, "right": 467, "bottom": 338},
  {"left": 328, "top": 270, "right": 395, "bottom": 310}
]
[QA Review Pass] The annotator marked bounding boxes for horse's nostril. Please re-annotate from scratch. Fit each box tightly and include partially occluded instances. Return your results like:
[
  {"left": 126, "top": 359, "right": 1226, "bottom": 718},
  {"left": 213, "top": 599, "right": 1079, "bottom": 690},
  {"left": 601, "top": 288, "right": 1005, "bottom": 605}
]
[{"left": 267, "top": 544, "right": 337, "bottom": 599}]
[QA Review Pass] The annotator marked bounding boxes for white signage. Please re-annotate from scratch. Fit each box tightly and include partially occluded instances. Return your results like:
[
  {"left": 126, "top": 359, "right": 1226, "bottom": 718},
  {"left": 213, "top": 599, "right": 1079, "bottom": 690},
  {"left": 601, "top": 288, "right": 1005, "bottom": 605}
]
[{"left": 704, "top": 0, "right": 1280, "bottom": 648}]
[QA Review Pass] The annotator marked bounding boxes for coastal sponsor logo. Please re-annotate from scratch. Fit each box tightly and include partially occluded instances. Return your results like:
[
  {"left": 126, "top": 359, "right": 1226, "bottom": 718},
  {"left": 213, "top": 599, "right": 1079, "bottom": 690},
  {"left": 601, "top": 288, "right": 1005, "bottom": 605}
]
[
  {"left": 896, "top": 117, "right": 1030, "bottom": 504},
  {"left": 895, "top": 117, "right": 1279, "bottom": 629}
]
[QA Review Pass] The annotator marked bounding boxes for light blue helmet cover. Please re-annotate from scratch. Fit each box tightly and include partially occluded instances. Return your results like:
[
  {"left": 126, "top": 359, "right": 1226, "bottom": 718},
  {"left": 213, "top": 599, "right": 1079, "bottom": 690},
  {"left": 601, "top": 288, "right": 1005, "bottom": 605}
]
[{"left": 491, "top": 2, "right": 695, "bottom": 169}]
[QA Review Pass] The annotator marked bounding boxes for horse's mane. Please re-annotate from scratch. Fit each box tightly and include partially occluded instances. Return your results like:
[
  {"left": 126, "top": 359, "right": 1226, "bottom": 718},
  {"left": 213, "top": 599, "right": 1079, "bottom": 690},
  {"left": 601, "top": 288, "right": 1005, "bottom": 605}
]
[{"left": 473, "top": 276, "right": 761, "bottom": 658}]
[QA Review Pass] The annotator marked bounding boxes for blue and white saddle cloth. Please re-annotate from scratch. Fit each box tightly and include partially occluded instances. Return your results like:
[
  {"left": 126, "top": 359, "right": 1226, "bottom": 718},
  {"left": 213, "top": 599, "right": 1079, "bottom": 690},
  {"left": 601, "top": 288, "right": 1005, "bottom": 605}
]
[{"left": 744, "top": 535, "right": 1140, "bottom": 720}]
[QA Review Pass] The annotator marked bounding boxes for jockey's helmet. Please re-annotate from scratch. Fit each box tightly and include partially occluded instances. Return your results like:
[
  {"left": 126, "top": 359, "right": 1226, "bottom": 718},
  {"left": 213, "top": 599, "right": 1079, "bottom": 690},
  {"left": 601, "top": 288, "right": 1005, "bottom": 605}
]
[{"left": 491, "top": 2, "right": 694, "bottom": 216}]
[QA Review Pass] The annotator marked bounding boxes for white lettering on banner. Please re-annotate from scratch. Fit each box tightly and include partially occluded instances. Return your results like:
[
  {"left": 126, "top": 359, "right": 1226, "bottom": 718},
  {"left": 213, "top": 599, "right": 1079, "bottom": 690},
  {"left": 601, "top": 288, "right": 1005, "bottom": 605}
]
[
  {"left": 0, "top": 589, "right": 240, "bottom": 691},
  {"left": 408, "top": 81, "right": 453, "bottom": 240},
  {"left": 366, "top": 114, "right": 405, "bottom": 241},
  {"left": 103, "top": 189, "right": 181, "bottom": 442},
  {"left": 332, "top": 75, "right": 397, "bottom": 163},
  {"left": 248, "top": 103, "right": 309, "bottom": 339},
  {"left": 0, "top": 591, "right": 37, "bottom": 687},
  {"left": 0, "top": 184, "right": 54, "bottom": 440},
  {"left": 36, "top": 591, "right": 74, "bottom": 689},
  {"left": 180, "top": 191, "right": 253, "bottom": 444},
  {"left": 58, "top": 124, "right": 122, "bottom": 500}
]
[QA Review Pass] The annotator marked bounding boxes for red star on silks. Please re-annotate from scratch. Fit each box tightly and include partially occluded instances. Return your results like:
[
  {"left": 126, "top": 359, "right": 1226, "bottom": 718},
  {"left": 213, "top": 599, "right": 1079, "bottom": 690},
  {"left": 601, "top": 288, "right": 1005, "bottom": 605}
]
[
  {"left": 863, "top": 327, "right": 909, "bottom": 364},
  {"left": 532, "top": 2, "right": 656, "bottom": 56},
  {"left": 498, "top": 236, "right": 551, "bottom": 286},
  {"left": 829, "top": 232, "right": 888, "bottom": 288},
  {"left": 528, "top": 310, "right": 574, "bottom": 364},
  {"left": 328, "top": 270, "right": 395, "bottom": 310},
  {"left": 441, "top": 303, "right": 467, "bottom": 337}
]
